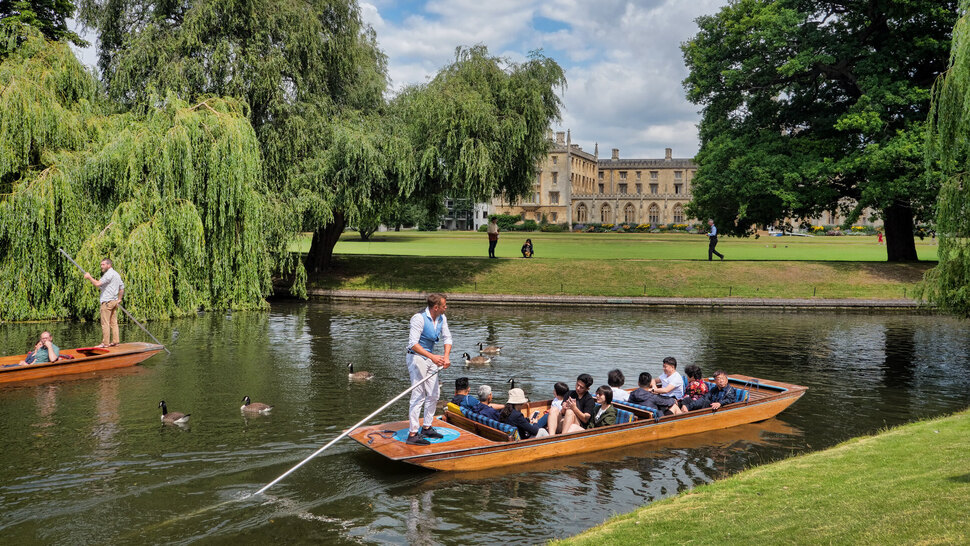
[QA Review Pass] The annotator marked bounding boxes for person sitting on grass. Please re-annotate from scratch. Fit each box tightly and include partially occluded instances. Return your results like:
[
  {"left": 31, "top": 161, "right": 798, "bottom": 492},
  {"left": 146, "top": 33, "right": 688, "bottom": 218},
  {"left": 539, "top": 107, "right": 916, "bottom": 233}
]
[
  {"left": 626, "top": 372, "right": 655, "bottom": 406},
  {"left": 706, "top": 370, "right": 737, "bottom": 411},
  {"left": 17, "top": 332, "right": 59, "bottom": 366},
  {"left": 535, "top": 381, "right": 570, "bottom": 436},
  {"left": 676, "top": 364, "right": 710, "bottom": 413},
  {"left": 607, "top": 368, "right": 630, "bottom": 403},
  {"left": 499, "top": 388, "right": 548, "bottom": 439},
  {"left": 521, "top": 238, "right": 534, "bottom": 258}
]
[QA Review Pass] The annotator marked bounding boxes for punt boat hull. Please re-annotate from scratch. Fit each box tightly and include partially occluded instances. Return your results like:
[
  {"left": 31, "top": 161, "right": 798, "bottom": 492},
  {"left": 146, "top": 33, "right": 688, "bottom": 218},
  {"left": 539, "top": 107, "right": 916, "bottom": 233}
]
[
  {"left": 0, "top": 342, "right": 165, "bottom": 384},
  {"left": 349, "top": 375, "right": 806, "bottom": 472}
]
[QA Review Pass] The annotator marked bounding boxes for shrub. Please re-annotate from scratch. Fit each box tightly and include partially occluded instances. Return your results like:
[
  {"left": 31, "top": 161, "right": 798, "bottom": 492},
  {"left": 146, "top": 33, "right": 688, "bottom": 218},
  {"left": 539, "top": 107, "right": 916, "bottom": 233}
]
[
  {"left": 540, "top": 223, "right": 563, "bottom": 232},
  {"left": 491, "top": 214, "right": 520, "bottom": 231},
  {"left": 517, "top": 220, "right": 539, "bottom": 231}
]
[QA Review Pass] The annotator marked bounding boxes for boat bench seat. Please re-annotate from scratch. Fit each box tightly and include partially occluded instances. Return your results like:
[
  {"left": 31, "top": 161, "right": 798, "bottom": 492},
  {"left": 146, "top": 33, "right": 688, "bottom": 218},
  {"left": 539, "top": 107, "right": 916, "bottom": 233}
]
[
  {"left": 454, "top": 405, "right": 521, "bottom": 441},
  {"left": 615, "top": 401, "right": 662, "bottom": 420},
  {"left": 616, "top": 408, "right": 636, "bottom": 424}
]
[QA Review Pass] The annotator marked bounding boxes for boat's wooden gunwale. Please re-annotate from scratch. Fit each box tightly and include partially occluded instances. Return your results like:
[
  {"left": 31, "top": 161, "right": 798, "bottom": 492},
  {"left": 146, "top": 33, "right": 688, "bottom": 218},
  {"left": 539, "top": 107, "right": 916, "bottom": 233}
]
[{"left": 0, "top": 342, "right": 164, "bottom": 384}]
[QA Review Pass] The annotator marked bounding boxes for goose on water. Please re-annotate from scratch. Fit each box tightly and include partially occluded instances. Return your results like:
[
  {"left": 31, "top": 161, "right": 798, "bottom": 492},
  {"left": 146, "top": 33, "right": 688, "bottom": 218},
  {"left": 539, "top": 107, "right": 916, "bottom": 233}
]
[
  {"left": 240, "top": 396, "right": 273, "bottom": 414},
  {"left": 348, "top": 363, "right": 374, "bottom": 381},
  {"left": 507, "top": 377, "right": 516, "bottom": 390},
  {"left": 478, "top": 342, "right": 501, "bottom": 355},
  {"left": 462, "top": 352, "right": 491, "bottom": 366},
  {"left": 158, "top": 400, "right": 190, "bottom": 425}
]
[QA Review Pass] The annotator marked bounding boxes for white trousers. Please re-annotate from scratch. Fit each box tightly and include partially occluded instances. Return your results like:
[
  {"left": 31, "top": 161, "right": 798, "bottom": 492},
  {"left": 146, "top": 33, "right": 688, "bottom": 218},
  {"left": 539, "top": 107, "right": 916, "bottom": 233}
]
[{"left": 406, "top": 354, "right": 440, "bottom": 434}]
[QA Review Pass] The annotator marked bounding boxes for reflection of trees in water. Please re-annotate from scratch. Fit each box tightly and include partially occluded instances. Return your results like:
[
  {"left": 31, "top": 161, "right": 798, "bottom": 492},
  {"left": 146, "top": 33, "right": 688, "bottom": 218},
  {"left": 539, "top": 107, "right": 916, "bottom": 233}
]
[{"left": 406, "top": 490, "right": 437, "bottom": 546}]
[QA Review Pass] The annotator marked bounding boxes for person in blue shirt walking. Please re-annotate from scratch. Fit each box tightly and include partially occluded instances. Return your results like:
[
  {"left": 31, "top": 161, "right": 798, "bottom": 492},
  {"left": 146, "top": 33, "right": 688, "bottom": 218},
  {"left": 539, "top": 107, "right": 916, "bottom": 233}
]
[
  {"left": 405, "top": 293, "right": 452, "bottom": 445},
  {"left": 707, "top": 219, "right": 724, "bottom": 261}
]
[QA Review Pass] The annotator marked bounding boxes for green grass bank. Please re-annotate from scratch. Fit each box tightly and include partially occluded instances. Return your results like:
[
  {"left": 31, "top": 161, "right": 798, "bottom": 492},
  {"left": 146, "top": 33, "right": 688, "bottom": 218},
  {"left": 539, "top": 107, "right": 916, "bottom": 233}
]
[{"left": 555, "top": 410, "right": 970, "bottom": 545}]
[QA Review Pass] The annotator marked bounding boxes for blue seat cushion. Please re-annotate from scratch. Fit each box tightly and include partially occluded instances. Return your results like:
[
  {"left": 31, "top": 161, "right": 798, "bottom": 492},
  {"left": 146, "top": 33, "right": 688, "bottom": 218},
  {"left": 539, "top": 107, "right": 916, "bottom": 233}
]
[
  {"left": 459, "top": 406, "right": 520, "bottom": 440},
  {"left": 616, "top": 408, "right": 636, "bottom": 424},
  {"left": 615, "top": 401, "right": 662, "bottom": 420}
]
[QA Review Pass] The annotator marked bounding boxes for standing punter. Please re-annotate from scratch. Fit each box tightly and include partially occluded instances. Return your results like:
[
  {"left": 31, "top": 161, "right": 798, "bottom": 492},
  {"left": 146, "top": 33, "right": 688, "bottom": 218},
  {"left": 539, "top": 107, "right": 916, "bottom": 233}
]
[
  {"left": 84, "top": 258, "right": 125, "bottom": 348},
  {"left": 707, "top": 219, "right": 724, "bottom": 261},
  {"left": 406, "top": 293, "right": 452, "bottom": 445}
]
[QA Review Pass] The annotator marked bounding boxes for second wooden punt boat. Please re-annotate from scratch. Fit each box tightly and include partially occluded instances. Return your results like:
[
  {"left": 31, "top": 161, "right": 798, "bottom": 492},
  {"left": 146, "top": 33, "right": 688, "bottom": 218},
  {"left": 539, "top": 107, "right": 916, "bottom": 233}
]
[
  {"left": 349, "top": 375, "right": 806, "bottom": 472},
  {"left": 0, "top": 342, "right": 166, "bottom": 384}
]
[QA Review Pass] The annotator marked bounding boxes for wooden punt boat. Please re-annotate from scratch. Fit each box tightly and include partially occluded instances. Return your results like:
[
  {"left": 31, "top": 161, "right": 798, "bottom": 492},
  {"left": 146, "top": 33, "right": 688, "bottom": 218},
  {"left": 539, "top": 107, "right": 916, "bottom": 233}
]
[
  {"left": 0, "top": 342, "right": 165, "bottom": 384},
  {"left": 349, "top": 375, "right": 807, "bottom": 472}
]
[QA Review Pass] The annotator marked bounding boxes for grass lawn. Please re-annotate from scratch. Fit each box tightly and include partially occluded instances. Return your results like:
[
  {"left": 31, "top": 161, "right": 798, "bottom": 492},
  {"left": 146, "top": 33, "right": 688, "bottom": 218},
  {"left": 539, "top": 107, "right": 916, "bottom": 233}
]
[
  {"left": 292, "top": 231, "right": 940, "bottom": 262},
  {"left": 555, "top": 410, "right": 970, "bottom": 545},
  {"left": 298, "top": 232, "right": 936, "bottom": 300}
]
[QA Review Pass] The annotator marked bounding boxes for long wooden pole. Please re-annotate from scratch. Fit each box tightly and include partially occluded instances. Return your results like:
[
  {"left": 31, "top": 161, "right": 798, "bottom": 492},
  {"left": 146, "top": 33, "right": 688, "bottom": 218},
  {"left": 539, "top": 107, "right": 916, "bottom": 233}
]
[
  {"left": 254, "top": 366, "right": 442, "bottom": 496},
  {"left": 58, "top": 248, "right": 171, "bottom": 355}
]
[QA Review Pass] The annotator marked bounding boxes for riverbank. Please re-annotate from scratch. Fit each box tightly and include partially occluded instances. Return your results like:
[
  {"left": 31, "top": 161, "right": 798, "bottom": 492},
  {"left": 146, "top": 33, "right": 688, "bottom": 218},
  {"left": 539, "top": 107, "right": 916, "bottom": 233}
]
[
  {"left": 303, "top": 255, "right": 933, "bottom": 301},
  {"left": 555, "top": 409, "right": 970, "bottom": 545}
]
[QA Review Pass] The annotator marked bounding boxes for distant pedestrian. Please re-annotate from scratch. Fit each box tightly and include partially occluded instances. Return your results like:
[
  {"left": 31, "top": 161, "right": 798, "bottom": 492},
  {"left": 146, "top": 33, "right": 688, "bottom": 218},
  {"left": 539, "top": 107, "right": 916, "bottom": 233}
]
[
  {"left": 707, "top": 219, "right": 724, "bottom": 261},
  {"left": 521, "top": 238, "right": 533, "bottom": 258},
  {"left": 877, "top": 231, "right": 884, "bottom": 244},
  {"left": 84, "top": 258, "right": 125, "bottom": 347},
  {"left": 487, "top": 216, "right": 499, "bottom": 258}
]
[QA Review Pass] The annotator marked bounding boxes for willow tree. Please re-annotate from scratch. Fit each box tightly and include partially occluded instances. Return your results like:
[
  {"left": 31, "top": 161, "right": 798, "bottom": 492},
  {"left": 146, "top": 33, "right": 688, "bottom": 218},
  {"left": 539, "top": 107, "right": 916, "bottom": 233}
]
[
  {"left": 0, "top": 25, "right": 271, "bottom": 321},
  {"left": 923, "top": 0, "right": 970, "bottom": 315}
]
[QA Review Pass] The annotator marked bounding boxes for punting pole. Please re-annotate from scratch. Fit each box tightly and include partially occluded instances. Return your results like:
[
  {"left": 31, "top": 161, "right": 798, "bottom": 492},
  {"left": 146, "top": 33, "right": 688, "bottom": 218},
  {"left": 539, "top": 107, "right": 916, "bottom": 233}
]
[
  {"left": 58, "top": 248, "right": 171, "bottom": 355},
  {"left": 254, "top": 367, "right": 443, "bottom": 496}
]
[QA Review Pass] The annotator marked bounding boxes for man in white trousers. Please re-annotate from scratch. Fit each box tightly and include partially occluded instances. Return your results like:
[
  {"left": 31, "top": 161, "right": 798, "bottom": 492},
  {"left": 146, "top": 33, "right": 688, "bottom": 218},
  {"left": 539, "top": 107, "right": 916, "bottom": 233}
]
[{"left": 405, "top": 293, "right": 452, "bottom": 445}]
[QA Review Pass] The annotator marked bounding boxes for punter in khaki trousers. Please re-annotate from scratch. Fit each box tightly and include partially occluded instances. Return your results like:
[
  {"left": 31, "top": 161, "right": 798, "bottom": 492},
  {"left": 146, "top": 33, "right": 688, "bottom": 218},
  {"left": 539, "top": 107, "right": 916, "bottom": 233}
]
[{"left": 84, "top": 258, "right": 125, "bottom": 347}]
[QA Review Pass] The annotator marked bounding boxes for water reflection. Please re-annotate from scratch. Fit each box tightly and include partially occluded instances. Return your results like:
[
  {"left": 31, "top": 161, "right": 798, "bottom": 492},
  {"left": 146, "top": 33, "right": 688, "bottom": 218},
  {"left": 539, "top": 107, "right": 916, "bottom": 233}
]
[{"left": 0, "top": 303, "right": 968, "bottom": 544}]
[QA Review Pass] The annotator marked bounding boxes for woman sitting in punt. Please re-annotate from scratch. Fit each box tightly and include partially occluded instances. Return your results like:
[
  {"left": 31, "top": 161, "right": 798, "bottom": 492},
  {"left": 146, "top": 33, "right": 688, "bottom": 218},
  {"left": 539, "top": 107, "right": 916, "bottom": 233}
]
[
  {"left": 564, "top": 386, "right": 617, "bottom": 433},
  {"left": 499, "top": 388, "right": 549, "bottom": 439},
  {"left": 676, "top": 364, "right": 710, "bottom": 413}
]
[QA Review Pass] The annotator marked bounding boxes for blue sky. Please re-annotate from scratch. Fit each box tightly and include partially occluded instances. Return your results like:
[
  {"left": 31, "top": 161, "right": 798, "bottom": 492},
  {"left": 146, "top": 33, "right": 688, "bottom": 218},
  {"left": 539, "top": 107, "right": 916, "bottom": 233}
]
[{"left": 73, "top": 0, "right": 730, "bottom": 160}]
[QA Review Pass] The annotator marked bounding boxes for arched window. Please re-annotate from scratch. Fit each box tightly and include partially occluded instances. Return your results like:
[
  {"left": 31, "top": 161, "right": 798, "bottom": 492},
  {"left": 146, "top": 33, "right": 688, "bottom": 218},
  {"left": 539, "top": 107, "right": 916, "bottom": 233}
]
[
  {"left": 648, "top": 203, "right": 660, "bottom": 224},
  {"left": 672, "top": 204, "right": 684, "bottom": 223},
  {"left": 624, "top": 203, "right": 636, "bottom": 223},
  {"left": 576, "top": 203, "right": 588, "bottom": 223},
  {"left": 600, "top": 204, "right": 612, "bottom": 223}
]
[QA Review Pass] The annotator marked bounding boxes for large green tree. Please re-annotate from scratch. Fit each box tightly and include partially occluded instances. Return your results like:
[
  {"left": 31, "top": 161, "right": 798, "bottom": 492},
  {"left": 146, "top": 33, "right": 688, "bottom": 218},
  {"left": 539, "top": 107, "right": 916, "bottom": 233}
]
[
  {"left": 683, "top": 0, "right": 957, "bottom": 261},
  {"left": 922, "top": 0, "right": 970, "bottom": 315},
  {"left": 0, "top": 0, "right": 86, "bottom": 49}
]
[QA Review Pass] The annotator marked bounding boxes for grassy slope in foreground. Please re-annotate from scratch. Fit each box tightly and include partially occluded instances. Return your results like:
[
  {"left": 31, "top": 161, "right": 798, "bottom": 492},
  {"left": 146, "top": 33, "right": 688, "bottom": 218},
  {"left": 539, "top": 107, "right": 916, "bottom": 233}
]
[
  {"left": 310, "top": 256, "right": 931, "bottom": 300},
  {"left": 556, "top": 410, "right": 970, "bottom": 545}
]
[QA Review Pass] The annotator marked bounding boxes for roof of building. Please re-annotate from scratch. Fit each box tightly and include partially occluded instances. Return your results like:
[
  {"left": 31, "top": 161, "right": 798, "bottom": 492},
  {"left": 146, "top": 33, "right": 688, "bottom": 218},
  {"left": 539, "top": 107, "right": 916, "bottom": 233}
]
[
  {"left": 549, "top": 143, "right": 596, "bottom": 162},
  {"left": 598, "top": 158, "right": 696, "bottom": 169}
]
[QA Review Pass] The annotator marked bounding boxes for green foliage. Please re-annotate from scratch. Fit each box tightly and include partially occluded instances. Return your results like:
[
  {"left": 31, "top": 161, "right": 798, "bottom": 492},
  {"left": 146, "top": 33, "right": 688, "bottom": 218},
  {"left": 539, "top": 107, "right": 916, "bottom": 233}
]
[
  {"left": 921, "top": 0, "right": 970, "bottom": 315},
  {"left": 682, "top": 0, "right": 957, "bottom": 261},
  {"left": 491, "top": 214, "right": 522, "bottom": 231},
  {"left": 0, "top": 28, "right": 271, "bottom": 321},
  {"left": 0, "top": 0, "right": 87, "bottom": 54}
]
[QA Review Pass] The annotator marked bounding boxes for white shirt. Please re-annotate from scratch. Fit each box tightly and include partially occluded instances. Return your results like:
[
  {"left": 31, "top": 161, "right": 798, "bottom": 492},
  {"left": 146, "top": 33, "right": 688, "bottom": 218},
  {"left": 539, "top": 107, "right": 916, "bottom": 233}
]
[
  {"left": 659, "top": 372, "right": 684, "bottom": 399},
  {"left": 551, "top": 397, "right": 564, "bottom": 410},
  {"left": 408, "top": 308, "right": 452, "bottom": 352},
  {"left": 610, "top": 386, "right": 630, "bottom": 403},
  {"left": 99, "top": 268, "right": 125, "bottom": 303}
]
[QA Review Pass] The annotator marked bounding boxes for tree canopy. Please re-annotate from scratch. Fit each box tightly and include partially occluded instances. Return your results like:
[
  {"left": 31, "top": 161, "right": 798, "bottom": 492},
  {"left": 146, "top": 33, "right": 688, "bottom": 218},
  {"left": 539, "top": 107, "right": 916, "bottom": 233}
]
[
  {"left": 0, "top": 0, "right": 86, "bottom": 51},
  {"left": 922, "top": 0, "right": 970, "bottom": 315},
  {"left": 682, "top": 0, "right": 957, "bottom": 261}
]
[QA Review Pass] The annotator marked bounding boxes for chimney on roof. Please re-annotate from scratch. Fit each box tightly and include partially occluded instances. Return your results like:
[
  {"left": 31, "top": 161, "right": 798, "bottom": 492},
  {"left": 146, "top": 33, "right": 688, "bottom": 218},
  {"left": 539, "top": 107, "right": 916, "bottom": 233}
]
[
  {"left": 547, "top": 129, "right": 554, "bottom": 141},
  {"left": 665, "top": 148, "right": 672, "bottom": 160},
  {"left": 556, "top": 131, "right": 565, "bottom": 144},
  {"left": 612, "top": 148, "right": 619, "bottom": 160}
]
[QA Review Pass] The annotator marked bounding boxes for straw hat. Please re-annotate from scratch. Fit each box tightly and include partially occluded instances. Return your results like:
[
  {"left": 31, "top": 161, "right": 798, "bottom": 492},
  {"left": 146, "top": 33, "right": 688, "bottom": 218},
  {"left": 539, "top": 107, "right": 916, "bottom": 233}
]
[{"left": 507, "top": 388, "right": 528, "bottom": 404}]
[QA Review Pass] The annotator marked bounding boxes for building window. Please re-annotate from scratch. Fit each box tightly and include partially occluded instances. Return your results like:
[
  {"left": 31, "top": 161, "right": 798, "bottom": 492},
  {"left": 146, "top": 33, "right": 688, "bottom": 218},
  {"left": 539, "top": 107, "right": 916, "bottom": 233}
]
[
  {"left": 648, "top": 203, "right": 660, "bottom": 224},
  {"left": 577, "top": 203, "right": 588, "bottom": 223},
  {"left": 673, "top": 204, "right": 684, "bottom": 223},
  {"left": 624, "top": 203, "right": 636, "bottom": 223},
  {"left": 674, "top": 171, "right": 682, "bottom": 180},
  {"left": 636, "top": 183, "right": 642, "bottom": 194},
  {"left": 549, "top": 191, "right": 560, "bottom": 204},
  {"left": 536, "top": 173, "right": 542, "bottom": 185},
  {"left": 619, "top": 171, "right": 627, "bottom": 180},
  {"left": 674, "top": 184, "right": 682, "bottom": 195},
  {"left": 650, "top": 184, "right": 658, "bottom": 195},
  {"left": 550, "top": 212, "right": 557, "bottom": 222},
  {"left": 619, "top": 183, "right": 627, "bottom": 194},
  {"left": 552, "top": 156, "right": 558, "bottom": 164},
  {"left": 552, "top": 172, "right": 558, "bottom": 185},
  {"left": 598, "top": 172, "right": 604, "bottom": 180},
  {"left": 598, "top": 183, "right": 605, "bottom": 194},
  {"left": 534, "top": 191, "right": 541, "bottom": 203},
  {"left": 601, "top": 203, "right": 612, "bottom": 223},
  {"left": 650, "top": 171, "right": 658, "bottom": 180},
  {"left": 636, "top": 171, "right": 642, "bottom": 181}
]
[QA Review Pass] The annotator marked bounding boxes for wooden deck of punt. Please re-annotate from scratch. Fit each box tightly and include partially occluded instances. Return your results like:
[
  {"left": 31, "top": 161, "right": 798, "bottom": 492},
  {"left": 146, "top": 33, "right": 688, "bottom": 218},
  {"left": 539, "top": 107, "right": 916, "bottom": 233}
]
[
  {"left": 0, "top": 342, "right": 165, "bottom": 384},
  {"left": 349, "top": 375, "right": 807, "bottom": 472}
]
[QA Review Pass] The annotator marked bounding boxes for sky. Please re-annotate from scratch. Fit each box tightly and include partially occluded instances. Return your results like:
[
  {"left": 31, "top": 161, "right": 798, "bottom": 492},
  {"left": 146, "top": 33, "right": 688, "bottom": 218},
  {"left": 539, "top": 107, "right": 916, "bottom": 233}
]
[{"left": 72, "top": 0, "right": 730, "bottom": 160}]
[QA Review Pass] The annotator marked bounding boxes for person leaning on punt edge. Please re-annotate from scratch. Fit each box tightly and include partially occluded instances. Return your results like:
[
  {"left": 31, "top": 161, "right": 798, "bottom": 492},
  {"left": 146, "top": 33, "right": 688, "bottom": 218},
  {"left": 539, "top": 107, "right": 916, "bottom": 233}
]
[
  {"left": 405, "top": 293, "right": 452, "bottom": 446},
  {"left": 83, "top": 258, "right": 125, "bottom": 348}
]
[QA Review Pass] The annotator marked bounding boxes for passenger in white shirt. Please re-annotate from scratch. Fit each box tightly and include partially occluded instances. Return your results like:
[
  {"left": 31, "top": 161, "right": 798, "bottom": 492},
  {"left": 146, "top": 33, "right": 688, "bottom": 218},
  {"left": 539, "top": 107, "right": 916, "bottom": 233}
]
[{"left": 607, "top": 368, "right": 630, "bottom": 403}]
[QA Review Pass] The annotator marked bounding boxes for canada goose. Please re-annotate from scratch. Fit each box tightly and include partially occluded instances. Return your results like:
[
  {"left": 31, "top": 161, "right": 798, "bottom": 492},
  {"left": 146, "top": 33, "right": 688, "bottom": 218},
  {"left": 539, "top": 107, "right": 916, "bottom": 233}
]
[
  {"left": 348, "top": 363, "right": 374, "bottom": 381},
  {"left": 240, "top": 396, "right": 273, "bottom": 414},
  {"left": 507, "top": 377, "right": 516, "bottom": 390},
  {"left": 462, "top": 352, "right": 491, "bottom": 366},
  {"left": 478, "top": 342, "right": 501, "bottom": 355},
  {"left": 158, "top": 400, "right": 190, "bottom": 425}
]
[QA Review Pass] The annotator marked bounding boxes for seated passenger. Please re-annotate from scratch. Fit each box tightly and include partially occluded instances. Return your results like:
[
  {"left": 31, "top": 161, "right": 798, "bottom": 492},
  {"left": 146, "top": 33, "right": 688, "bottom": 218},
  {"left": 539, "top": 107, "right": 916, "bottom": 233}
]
[
  {"left": 499, "top": 388, "right": 549, "bottom": 438},
  {"left": 706, "top": 370, "right": 737, "bottom": 410},
  {"left": 566, "top": 386, "right": 617, "bottom": 432},
  {"left": 607, "top": 368, "right": 630, "bottom": 403},
  {"left": 450, "top": 377, "right": 479, "bottom": 408},
  {"left": 521, "top": 238, "right": 534, "bottom": 258},
  {"left": 649, "top": 357, "right": 684, "bottom": 415},
  {"left": 473, "top": 384, "right": 503, "bottom": 420},
  {"left": 17, "top": 332, "right": 59, "bottom": 366},
  {"left": 677, "top": 364, "right": 710, "bottom": 413},
  {"left": 627, "top": 372, "right": 655, "bottom": 406},
  {"left": 535, "top": 381, "right": 570, "bottom": 435},
  {"left": 561, "top": 373, "right": 596, "bottom": 432}
]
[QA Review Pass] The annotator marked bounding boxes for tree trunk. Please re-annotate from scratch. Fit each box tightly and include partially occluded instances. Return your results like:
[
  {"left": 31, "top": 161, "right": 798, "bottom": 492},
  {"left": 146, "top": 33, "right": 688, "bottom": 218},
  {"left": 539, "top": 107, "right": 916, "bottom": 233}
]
[
  {"left": 883, "top": 203, "right": 918, "bottom": 262},
  {"left": 306, "top": 212, "right": 346, "bottom": 272}
]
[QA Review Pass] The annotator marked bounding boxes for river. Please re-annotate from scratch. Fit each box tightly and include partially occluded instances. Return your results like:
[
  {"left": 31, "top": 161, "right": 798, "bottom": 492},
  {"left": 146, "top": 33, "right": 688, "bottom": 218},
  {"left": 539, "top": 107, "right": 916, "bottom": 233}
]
[{"left": 1, "top": 302, "right": 968, "bottom": 544}]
